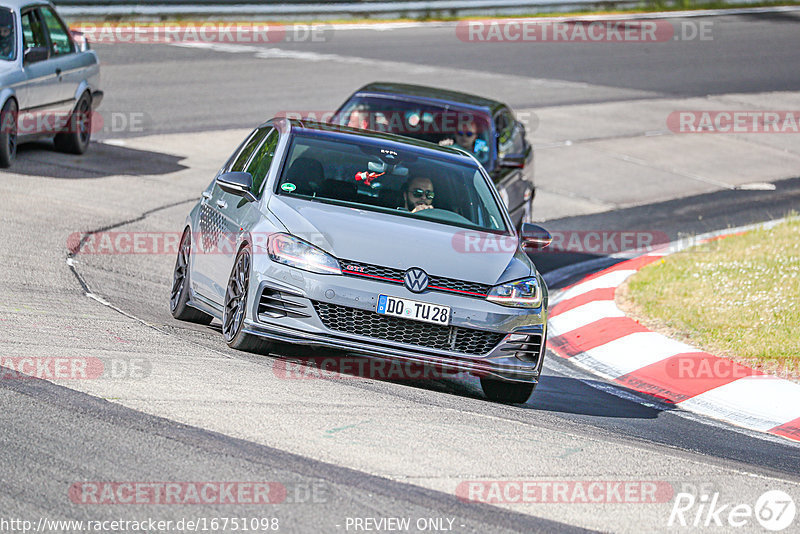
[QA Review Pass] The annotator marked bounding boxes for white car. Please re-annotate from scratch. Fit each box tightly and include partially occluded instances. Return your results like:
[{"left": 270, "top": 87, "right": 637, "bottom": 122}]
[{"left": 0, "top": 0, "right": 102, "bottom": 167}]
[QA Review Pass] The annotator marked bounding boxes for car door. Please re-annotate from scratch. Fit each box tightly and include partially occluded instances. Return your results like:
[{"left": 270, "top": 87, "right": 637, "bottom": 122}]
[
  {"left": 37, "top": 5, "right": 86, "bottom": 115},
  {"left": 194, "top": 127, "right": 273, "bottom": 303},
  {"left": 17, "top": 8, "right": 55, "bottom": 121},
  {"left": 491, "top": 107, "right": 533, "bottom": 227}
]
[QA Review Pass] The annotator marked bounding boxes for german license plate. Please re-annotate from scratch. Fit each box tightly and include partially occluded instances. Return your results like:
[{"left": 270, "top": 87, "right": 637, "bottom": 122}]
[{"left": 376, "top": 295, "right": 451, "bottom": 326}]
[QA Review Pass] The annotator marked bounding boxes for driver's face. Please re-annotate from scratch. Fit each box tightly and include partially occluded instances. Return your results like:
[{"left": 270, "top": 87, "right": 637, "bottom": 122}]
[
  {"left": 405, "top": 177, "right": 434, "bottom": 210},
  {"left": 347, "top": 109, "right": 369, "bottom": 129},
  {"left": 454, "top": 121, "right": 478, "bottom": 149},
  {"left": 0, "top": 26, "right": 11, "bottom": 39}
]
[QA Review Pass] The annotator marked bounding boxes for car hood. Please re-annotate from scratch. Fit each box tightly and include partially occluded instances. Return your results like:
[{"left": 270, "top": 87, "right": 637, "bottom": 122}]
[{"left": 267, "top": 196, "right": 533, "bottom": 285}]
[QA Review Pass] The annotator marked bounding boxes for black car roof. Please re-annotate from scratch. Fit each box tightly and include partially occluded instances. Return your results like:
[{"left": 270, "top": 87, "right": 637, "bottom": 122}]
[
  {"left": 273, "top": 118, "right": 475, "bottom": 161},
  {"left": 353, "top": 82, "right": 506, "bottom": 116}
]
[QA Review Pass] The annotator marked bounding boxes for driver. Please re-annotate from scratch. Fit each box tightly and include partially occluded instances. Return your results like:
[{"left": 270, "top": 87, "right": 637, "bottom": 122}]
[
  {"left": 0, "top": 18, "right": 13, "bottom": 60},
  {"left": 403, "top": 176, "right": 435, "bottom": 214}
]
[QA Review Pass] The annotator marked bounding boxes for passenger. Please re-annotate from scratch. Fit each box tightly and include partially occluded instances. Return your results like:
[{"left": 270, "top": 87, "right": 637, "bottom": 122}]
[
  {"left": 403, "top": 176, "right": 435, "bottom": 214},
  {"left": 0, "top": 19, "right": 13, "bottom": 60},
  {"left": 440, "top": 118, "right": 489, "bottom": 164}
]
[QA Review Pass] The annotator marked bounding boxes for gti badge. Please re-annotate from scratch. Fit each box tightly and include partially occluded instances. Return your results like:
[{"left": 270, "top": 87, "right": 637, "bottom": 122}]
[{"left": 404, "top": 268, "right": 429, "bottom": 293}]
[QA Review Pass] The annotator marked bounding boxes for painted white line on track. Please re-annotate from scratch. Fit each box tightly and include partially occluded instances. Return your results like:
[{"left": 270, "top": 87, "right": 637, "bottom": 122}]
[
  {"left": 548, "top": 300, "right": 623, "bottom": 335},
  {"left": 169, "top": 41, "right": 595, "bottom": 89},
  {"left": 582, "top": 332, "right": 692, "bottom": 377},
  {"left": 557, "top": 269, "right": 636, "bottom": 302},
  {"left": 679, "top": 377, "right": 800, "bottom": 432}
]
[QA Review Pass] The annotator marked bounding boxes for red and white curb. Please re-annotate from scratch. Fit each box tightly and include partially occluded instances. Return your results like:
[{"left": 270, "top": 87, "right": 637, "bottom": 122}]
[{"left": 546, "top": 221, "right": 800, "bottom": 443}]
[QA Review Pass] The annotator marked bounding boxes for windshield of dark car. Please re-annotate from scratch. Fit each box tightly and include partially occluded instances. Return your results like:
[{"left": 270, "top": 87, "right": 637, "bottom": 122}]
[
  {"left": 0, "top": 9, "right": 14, "bottom": 61},
  {"left": 333, "top": 96, "right": 493, "bottom": 167},
  {"left": 275, "top": 132, "right": 508, "bottom": 233}
]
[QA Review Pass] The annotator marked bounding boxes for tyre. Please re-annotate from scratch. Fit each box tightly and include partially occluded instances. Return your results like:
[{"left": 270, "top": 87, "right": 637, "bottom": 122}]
[
  {"left": 0, "top": 99, "right": 17, "bottom": 168},
  {"left": 480, "top": 377, "right": 536, "bottom": 404},
  {"left": 222, "top": 245, "right": 272, "bottom": 353},
  {"left": 54, "top": 92, "right": 92, "bottom": 155},
  {"left": 170, "top": 229, "right": 213, "bottom": 325}
]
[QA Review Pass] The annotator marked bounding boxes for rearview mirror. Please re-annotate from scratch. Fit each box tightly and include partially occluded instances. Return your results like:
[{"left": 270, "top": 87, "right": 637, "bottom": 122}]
[
  {"left": 519, "top": 223, "right": 552, "bottom": 251},
  {"left": 23, "top": 46, "right": 48, "bottom": 64},
  {"left": 217, "top": 171, "right": 256, "bottom": 202}
]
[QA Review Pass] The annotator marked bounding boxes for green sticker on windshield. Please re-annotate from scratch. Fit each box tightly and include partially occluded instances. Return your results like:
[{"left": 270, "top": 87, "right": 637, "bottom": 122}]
[{"left": 281, "top": 183, "right": 296, "bottom": 192}]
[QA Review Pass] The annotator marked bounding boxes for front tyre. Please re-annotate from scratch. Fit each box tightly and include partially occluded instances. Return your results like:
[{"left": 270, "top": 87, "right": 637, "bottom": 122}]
[
  {"left": 54, "top": 92, "right": 92, "bottom": 155},
  {"left": 0, "top": 99, "right": 17, "bottom": 168},
  {"left": 223, "top": 245, "right": 272, "bottom": 353},
  {"left": 480, "top": 377, "right": 536, "bottom": 404},
  {"left": 170, "top": 229, "right": 213, "bottom": 325}
]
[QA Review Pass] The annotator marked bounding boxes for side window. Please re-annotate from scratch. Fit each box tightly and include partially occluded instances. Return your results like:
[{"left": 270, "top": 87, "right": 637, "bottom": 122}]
[
  {"left": 39, "top": 7, "right": 73, "bottom": 55},
  {"left": 21, "top": 11, "right": 47, "bottom": 54},
  {"left": 245, "top": 128, "right": 279, "bottom": 196},
  {"left": 496, "top": 109, "right": 524, "bottom": 159},
  {"left": 229, "top": 128, "right": 269, "bottom": 172}
]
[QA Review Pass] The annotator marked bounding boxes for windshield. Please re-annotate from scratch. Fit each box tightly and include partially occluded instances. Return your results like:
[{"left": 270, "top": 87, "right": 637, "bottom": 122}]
[
  {"left": 0, "top": 8, "right": 14, "bottom": 61},
  {"left": 333, "top": 96, "right": 493, "bottom": 167},
  {"left": 276, "top": 132, "right": 508, "bottom": 233}
]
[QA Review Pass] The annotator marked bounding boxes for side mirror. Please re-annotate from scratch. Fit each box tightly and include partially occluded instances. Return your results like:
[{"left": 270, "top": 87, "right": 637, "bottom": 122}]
[
  {"left": 498, "top": 154, "right": 526, "bottom": 169},
  {"left": 217, "top": 171, "right": 257, "bottom": 203},
  {"left": 520, "top": 223, "right": 551, "bottom": 251},
  {"left": 70, "top": 30, "right": 90, "bottom": 52},
  {"left": 23, "top": 46, "right": 48, "bottom": 64},
  {"left": 497, "top": 128, "right": 532, "bottom": 169}
]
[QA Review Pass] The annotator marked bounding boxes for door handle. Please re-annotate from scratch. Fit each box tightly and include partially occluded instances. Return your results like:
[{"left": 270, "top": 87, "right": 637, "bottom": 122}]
[{"left": 216, "top": 199, "right": 227, "bottom": 209}]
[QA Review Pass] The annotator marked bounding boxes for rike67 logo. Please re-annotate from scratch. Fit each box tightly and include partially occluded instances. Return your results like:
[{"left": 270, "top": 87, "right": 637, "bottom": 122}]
[{"left": 668, "top": 489, "right": 796, "bottom": 531}]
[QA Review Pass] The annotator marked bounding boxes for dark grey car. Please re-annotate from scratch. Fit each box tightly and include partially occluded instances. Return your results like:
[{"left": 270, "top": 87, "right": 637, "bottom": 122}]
[
  {"left": 170, "top": 119, "right": 552, "bottom": 403},
  {"left": 332, "top": 82, "right": 535, "bottom": 227}
]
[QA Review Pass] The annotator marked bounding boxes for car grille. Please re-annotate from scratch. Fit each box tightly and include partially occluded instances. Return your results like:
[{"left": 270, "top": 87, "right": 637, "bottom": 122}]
[
  {"left": 312, "top": 301, "right": 505, "bottom": 356},
  {"left": 338, "top": 259, "right": 492, "bottom": 298}
]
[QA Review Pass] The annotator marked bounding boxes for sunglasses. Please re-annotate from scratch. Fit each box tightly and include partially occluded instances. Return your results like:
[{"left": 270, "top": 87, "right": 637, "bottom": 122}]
[
  {"left": 409, "top": 188, "right": 435, "bottom": 200},
  {"left": 457, "top": 131, "right": 476, "bottom": 137}
]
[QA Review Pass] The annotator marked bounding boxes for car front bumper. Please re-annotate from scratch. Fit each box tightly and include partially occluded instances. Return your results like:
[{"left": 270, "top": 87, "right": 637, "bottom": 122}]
[{"left": 242, "top": 258, "right": 548, "bottom": 383}]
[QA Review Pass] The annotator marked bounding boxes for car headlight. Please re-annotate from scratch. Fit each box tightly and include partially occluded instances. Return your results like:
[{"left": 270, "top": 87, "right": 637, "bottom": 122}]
[
  {"left": 486, "top": 276, "right": 542, "bottom": 308},
  {"left": 267, "top": 233, "right": 342, "bottom": 275}
]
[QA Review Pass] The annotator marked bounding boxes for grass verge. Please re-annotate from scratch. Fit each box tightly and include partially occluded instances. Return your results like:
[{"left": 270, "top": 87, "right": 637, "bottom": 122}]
[{"left": 617, "top": 216, "right": 800, "bottom": 380}]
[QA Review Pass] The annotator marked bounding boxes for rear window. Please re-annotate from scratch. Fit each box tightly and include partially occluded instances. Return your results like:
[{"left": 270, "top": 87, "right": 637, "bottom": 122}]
[{"left": 333, "top": 96, "right": 493, "bottom": 167}]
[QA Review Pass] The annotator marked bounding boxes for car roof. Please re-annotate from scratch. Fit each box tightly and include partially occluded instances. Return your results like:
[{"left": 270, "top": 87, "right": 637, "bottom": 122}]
[
  {"left": 352, "top": 82, "right": 507, "bottom": 116},
  {"left": 269, "top": 118, "right": 476, "bottom": 161},
  {"left": 1, "top": 0, "right": 51, "bottom": 11}
]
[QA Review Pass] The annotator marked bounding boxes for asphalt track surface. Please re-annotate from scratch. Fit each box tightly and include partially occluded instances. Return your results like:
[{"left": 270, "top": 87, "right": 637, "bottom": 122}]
[
  {"left": 91, "top": 11, "right": 800, "bottom": 136},
  {"left": 2, "top": 11, "right": 800, "bottom": 533}
]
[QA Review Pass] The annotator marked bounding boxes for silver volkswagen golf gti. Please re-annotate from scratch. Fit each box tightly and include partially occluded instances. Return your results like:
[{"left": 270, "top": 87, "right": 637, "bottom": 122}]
[{"left": 171, "top": 119, "right": 552, "bottom": 403}]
